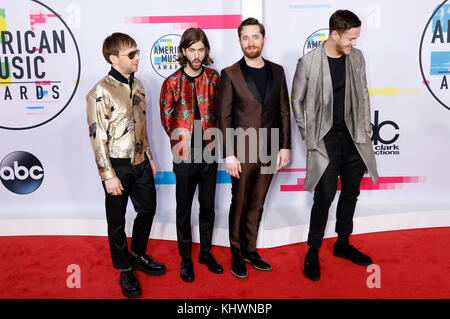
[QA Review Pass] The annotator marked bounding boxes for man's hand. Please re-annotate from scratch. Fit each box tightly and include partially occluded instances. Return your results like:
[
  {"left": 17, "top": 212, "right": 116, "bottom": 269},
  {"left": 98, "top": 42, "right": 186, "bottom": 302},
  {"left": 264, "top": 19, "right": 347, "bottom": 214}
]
[
  {"left": 105, "top": 176, "right": 124, "bottom": 196},
  {"left": 225, "top": 155, "right": 242, "bottom": 179},
  {"left": 277, "top": 149, "right": 291, "bottom": 171}
]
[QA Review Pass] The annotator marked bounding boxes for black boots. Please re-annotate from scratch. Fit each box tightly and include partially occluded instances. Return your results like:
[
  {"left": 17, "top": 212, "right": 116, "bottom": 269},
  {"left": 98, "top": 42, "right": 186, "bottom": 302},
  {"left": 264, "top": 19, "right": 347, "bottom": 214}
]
[
  {"left": 304, "top": 247, "right": 320, "bottom": 281},
  {"left": 132, "top": 254, "right": 166, "bottom": 276},
  {"left": 304, "top": 241, "right": 373, "bottom": 281},
  {"left": 119, "top": 269, "right": 141, "bottom": 298},
  {"left": 334, "top": 242, "right": 373, "bottom": 266}
]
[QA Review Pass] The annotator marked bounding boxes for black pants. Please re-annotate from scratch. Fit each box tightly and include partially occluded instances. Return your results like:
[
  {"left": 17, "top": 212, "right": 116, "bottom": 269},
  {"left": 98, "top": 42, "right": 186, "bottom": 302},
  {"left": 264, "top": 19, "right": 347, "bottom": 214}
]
[
  {"left": 102, "top": 156, "right": 156, "bottom": 270},
  {"left": 307, "top": 130, "right": 366, "bottom": 249},
  {"left": 173, "top": 161, "right": 218, "bottom": 259}
]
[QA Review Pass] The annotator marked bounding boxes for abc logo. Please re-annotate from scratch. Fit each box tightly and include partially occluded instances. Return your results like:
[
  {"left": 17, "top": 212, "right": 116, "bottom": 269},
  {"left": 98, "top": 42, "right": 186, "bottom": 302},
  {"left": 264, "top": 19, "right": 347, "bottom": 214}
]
[
  {"left": 371, "top": 110, "right": 399, "bottom": 145},
  {"left": 0, "top": 151, "right": 44, "bottom": 194}
]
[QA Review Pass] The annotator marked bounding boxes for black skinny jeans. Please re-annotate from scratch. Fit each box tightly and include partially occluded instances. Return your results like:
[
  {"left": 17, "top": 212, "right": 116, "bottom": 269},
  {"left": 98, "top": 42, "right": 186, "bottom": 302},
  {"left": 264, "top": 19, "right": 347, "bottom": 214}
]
[
  {"left": 307, "top": 130, "right": 366, "bottom": 249},
  {"left": 173, "top": 160, "right": 218, "bottom": 260},
  {"left": 103, "top": 156, "right": 156, "bottom": 270}
]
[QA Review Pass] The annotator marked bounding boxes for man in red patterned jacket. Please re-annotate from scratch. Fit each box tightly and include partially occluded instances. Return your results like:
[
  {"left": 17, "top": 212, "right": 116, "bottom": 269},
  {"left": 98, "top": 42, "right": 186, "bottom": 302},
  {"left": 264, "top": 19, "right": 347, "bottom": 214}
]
[{"left": 160, "top": 28, "right": 223, "bottom": 282}]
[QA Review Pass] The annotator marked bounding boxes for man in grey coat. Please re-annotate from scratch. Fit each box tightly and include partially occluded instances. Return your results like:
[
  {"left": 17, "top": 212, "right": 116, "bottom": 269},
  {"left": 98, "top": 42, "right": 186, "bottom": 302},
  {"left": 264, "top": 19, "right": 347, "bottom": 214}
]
[{"left": 291, "top": 10, "right": 379, "bottom": 281}]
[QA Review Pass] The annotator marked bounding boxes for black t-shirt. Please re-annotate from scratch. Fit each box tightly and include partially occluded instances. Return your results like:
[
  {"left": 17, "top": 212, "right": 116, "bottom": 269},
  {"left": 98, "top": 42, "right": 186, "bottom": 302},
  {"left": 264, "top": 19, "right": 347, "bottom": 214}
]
[
  {"left": 247, "top": 64, "right": 268, "bottom": 103},
  {"left": 181, "top": 67, "right": 206, "bottom": 154},
  {"left": 327, "top": 55, "right": 346, "bottom": 132},
  {"left": 182, "top": 67, "right": 203, "bottom": 120}
]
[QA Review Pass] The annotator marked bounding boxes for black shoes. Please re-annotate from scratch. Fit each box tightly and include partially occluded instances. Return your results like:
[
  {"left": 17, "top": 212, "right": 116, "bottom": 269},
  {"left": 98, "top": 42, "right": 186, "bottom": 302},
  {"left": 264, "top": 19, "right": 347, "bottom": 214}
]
[
  {"left": 119, "top": 269, "right": 141, "bottom": 298},
  {"left": 303, "top": 242, "right": 372, "bottom": 282},
  {"left": 180, "top": 258, "right": 195, "bottom": 282},
  {"left": 119, "top": 254, "right": 165, "bottom": 298},
  {"left": 231, "top": 252, "right": 271, "bottom": 278},
  {"left": 199, "top": 252, "right": 223, "bottom": 274},
  {"left": 132, "top": 254, "right": 166, "bottom": 276},
  {"left": 304, "top": 249, "right": 320, "bottom": 281},
  {"left": 231, "top": 256, "right": 248, "bottom": 279},
  {"left": 334, "top": 242, "right": 373, "bottom": 266},
  {"left": 181, "top": 253, "right": 223, "bottom": 282},
  {"left": 243, "top": 252, "right": 272, "bottom": 271}
]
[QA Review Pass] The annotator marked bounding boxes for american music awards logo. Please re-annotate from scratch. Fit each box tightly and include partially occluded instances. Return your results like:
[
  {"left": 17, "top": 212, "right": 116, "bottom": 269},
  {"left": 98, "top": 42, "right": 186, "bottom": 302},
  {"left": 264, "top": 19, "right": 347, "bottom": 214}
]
[
  {"left": 0, "top": 0, "right": 80, "bottom": 130},
  {"left": 150, "top": 34, "right": 181, "bottom": 78},
  {"left": 303, "top": 28, "right": 329, "bottom": 55},
  {"left": 419, "top": 0, "right": 449, "bottom": 111}
]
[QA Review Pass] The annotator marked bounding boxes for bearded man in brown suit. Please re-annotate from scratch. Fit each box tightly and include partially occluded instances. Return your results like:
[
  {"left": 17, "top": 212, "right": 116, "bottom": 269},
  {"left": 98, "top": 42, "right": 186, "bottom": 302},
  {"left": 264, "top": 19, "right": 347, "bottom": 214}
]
[{"left": 217, "top": 17, "right": 291, "bottom": 279}]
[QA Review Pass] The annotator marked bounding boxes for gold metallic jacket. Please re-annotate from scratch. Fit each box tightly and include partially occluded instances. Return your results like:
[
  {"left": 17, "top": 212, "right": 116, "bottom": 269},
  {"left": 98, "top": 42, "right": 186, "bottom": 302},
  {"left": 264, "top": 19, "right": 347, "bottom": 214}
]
[{"left": 86, "top": 69, "right": 153, "bottom": 181}]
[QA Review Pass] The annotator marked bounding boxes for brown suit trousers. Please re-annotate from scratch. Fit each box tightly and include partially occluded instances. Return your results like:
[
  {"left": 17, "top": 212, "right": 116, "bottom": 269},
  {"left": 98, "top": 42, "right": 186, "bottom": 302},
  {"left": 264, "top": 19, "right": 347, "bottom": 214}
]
[{"left": 217, "top": 58, "right": 291, "bottom": 256}]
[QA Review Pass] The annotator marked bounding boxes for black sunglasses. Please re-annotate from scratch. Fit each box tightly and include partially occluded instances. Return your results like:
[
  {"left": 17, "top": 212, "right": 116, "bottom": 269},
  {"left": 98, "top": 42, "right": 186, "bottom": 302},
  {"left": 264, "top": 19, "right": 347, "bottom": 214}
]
[{"left": 118, "top": 49, "right": 140, "bottom": 59}]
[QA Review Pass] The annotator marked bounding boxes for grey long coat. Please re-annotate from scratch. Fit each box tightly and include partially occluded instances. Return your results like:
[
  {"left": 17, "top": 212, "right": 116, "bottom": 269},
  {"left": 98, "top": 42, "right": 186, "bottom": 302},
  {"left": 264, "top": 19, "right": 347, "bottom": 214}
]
[{"left": 291, "top": 43, "right": 379, "bottom": 192}]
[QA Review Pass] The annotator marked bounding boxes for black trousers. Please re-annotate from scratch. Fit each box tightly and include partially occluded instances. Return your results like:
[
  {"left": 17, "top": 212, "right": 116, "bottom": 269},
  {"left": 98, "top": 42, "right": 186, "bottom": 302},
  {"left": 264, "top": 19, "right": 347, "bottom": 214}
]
[
  {"left": 102, "top": 156, "right": 156, "bottom": 270},
  {"left": 173, "top": 161, "right": 218, "bottom": 259},
  {"left": 307, "top": 130, "right": 366, "bottom": 249}
]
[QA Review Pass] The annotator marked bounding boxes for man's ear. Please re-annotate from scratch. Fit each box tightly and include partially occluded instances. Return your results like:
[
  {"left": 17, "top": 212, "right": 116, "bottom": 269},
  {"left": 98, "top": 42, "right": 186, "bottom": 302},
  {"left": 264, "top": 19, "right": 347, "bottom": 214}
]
[
  {"left": 109, "top": 54, "right": 118, "bottom": 65},
  {"left": 330, "top": 30, "right": 339, "bottom": 41}
]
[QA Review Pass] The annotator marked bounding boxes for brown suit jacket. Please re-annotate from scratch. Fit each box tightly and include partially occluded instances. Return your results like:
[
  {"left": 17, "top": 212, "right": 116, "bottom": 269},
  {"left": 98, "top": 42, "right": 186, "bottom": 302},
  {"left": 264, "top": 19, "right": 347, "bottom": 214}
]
[{"left": 217, "top": 58, "right": 291, "bottom": 164}]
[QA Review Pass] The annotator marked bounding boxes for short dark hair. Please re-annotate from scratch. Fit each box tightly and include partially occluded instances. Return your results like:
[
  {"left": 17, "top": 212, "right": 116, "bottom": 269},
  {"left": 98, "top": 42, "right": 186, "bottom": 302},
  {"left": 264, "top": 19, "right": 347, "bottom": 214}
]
[
  {"left": 102, "top": 32, "right": 137, "bottom": 64},
  {"left": 329, "top": 10, "right": 361, "bottom": 34},
  {"left": 238, "top": 17, "right": 265, "bottom": 38},
  {"left": 177, "top": 28, "right": 213, "bottom": 66}
]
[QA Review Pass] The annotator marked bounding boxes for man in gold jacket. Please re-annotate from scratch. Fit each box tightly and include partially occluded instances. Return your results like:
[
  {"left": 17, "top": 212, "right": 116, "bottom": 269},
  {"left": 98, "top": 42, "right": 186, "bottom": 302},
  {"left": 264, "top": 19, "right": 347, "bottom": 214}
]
[{"left": 86, "top": 33, "right": 165, "bottom": 298}]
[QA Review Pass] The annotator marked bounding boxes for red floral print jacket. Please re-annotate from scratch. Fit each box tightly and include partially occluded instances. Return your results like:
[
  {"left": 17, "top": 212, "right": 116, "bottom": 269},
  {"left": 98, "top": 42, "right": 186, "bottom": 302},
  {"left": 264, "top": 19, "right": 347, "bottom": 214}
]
[{"left": 159, "top": 67, "right": 220, "bottom": 150}]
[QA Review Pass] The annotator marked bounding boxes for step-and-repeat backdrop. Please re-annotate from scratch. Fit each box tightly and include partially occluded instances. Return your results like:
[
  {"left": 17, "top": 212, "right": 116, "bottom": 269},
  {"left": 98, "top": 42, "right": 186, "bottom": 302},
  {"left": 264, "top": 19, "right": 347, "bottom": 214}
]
[{"left": 1, "top": 0, "right": 449, "bottom": 247}]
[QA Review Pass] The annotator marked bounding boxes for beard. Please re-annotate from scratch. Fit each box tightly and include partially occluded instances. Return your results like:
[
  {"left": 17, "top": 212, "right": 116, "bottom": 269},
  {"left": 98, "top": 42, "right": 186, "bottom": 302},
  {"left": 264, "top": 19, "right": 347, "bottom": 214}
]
[
  {"left": 187, "top": 58, "right": 203, "bottom": 71},
  {"left": 243, "top": 45, "right": 263, "bottom": 59},
  {"left": 336, "top": 42, "right": 352, "bottom": 55}
]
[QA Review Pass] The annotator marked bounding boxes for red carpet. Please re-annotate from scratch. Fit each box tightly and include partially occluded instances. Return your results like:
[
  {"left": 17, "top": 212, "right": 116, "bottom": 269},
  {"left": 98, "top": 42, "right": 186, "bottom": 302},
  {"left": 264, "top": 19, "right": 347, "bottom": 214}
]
[{"left": 0, "top": 227, "right": 449, "bottom": 299}]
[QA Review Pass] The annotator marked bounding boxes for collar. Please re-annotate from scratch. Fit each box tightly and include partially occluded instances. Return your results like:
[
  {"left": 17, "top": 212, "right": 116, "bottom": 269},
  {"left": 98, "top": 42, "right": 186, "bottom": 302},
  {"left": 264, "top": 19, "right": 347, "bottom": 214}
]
[
  {"left": 181, "top": 66, "right": 204, "bottom": 83},
  {"left": 108, "top": 67, "right": 134, "bottom": 85},
  {"left": 239, "top": 56, "right": 268, "bottom": 71}
]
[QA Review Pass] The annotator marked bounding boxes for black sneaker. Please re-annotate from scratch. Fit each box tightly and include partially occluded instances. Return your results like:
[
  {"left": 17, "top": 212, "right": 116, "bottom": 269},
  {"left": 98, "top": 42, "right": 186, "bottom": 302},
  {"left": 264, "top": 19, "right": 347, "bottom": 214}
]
[
  {"left": 304, "top": 251, "right": 320, "bottom": 281},
  {"left": 132, "top": 254, "right": 166, "bottom": 276},
  {"left": 334, "top": 242, "right": 373, "bottom": 266},
  {"left": 119, "top": 270, "right": 141, "bottom": 298}
]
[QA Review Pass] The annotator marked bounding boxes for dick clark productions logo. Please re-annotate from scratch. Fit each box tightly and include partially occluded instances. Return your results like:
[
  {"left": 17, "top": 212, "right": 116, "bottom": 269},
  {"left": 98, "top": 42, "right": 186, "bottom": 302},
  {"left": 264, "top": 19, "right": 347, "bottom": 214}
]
[
  {"left": 0, "top": 0, "right": 81, "bottom": 130},
  {"left": 419, "top": 0, "right": 450, "bottom": 111},
  {"left": 0, "top": 151, "right": 44, "bottom": 194},
  {"left": 371, "top": 110, "right": 400, "bottom": 156}
]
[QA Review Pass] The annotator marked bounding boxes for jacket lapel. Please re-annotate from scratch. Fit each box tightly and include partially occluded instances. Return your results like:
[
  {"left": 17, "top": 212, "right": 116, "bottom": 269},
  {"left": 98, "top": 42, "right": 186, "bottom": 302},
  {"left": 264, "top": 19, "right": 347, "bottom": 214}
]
[
  {"left": 263, "top": 59, "right": 274, "bottom": 105},
  {"left": 319, "top": 44, "right": 333, "bottom": 142},
  {"left": 239, "top": 58, "right": 263, "bottom": 103},
  {"left": 347, "top": 52, "right": 365, "bottom": 143}
]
